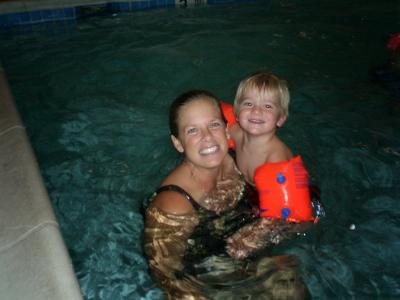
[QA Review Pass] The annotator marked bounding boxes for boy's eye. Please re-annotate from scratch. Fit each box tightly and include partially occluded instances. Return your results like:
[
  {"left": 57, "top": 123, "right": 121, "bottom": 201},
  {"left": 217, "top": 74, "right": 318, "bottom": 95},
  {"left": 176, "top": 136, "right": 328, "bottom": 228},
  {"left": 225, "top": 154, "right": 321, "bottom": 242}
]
[
  {"left": 242, "top": 102, "right": 252, "bottom": 107},
  {"left": 265, "top": 104, "right": 273, "bottom": 109}
]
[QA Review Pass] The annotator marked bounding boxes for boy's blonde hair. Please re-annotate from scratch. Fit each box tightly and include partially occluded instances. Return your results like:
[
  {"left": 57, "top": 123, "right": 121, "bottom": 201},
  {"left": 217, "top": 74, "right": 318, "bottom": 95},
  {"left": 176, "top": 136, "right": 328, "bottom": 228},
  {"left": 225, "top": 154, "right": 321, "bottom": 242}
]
[{"left": 233, "top": 72, "right": 290, "bottom": 118}]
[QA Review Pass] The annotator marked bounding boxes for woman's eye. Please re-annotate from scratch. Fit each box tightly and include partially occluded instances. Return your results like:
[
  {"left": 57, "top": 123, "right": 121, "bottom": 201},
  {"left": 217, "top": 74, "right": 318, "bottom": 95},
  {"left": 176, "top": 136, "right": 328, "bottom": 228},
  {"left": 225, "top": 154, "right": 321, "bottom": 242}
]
[
  {"left": 187, "top": 128, "right": 197, "bottom": 134},
  {"left": 210, "top": 121, "right": 222, "bottom": 128}
]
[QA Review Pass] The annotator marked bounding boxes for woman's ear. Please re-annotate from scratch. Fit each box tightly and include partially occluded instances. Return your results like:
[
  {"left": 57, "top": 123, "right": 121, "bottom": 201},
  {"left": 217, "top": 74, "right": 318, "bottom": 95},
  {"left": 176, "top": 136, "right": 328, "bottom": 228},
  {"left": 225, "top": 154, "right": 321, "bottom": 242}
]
[{"left": 171, "top": 135, "right": 184, "bottom": 153}]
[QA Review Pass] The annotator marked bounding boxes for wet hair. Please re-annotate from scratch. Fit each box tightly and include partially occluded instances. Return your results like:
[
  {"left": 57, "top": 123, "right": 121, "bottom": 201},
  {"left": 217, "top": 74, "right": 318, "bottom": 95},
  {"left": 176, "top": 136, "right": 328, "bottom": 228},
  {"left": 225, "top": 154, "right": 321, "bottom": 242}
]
[
  {"left": 169, "top": 90, "right": 222, "bottom": 137},
  {"left": 255, "top": 256, "right": 311, "bottom": 300},
  {"left": 265, "top": 269, "right": 311, "bottom": 300},
  {"left": 233, "top": 71, "right": 290, "bottom": 118}
]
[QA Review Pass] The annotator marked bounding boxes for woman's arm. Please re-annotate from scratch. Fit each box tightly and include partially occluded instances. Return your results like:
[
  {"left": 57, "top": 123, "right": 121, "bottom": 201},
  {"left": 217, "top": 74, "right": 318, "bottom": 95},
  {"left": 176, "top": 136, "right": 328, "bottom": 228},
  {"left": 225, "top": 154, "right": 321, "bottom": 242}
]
[
  {"left": 225, "top": 218, "right": 310, "bottom": 260},
  {"left": 144, "top": 204, "right": 208, "bottom": 299}
]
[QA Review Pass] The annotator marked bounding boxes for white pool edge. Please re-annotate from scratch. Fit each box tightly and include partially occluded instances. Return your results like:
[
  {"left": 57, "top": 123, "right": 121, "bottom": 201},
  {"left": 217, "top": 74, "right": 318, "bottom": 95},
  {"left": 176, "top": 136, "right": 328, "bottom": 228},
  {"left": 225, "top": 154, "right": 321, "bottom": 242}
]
[{"left": 0, "top": 69, "right": 83, "bottom": 300}]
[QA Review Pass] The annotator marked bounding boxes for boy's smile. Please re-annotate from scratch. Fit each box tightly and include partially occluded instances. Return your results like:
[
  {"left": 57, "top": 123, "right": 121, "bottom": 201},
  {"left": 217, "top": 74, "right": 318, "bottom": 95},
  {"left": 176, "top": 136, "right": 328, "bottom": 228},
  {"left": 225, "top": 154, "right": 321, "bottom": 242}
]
[{"left": 238, "top": 89, "right": 285, "bottom": 136}]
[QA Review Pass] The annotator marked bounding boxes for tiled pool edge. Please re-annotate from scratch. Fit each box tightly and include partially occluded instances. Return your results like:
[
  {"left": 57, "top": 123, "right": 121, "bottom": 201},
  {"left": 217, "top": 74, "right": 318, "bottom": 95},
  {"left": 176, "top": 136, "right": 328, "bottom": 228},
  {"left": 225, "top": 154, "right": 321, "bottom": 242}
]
[
  {"left": 0, "top": 69, "right": 83, "bottom": 300},
  {"left": 0, "top": 1, "right": 172, "bottom": 27},
  {"left": 0, "top": 0, "right": 255, "bottom": 27}
]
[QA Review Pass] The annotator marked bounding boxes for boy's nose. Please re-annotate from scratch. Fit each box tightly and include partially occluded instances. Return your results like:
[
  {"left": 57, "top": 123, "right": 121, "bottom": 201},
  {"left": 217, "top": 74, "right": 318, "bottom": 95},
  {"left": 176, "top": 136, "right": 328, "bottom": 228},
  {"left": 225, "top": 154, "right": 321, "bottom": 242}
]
[{"left": 251, "top": 105, "right": 262, "bottom": 114}]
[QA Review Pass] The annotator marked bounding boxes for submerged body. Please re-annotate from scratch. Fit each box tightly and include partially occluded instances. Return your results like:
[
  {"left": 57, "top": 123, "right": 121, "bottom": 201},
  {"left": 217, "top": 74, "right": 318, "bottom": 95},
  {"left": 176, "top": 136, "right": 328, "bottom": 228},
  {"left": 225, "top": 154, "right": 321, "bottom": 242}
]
[
  {"left": 144, "top": 90, "right": 310, "bottom": 299},
  {"left": 144, "top": 170, "right": 310, "bottom": 299}
]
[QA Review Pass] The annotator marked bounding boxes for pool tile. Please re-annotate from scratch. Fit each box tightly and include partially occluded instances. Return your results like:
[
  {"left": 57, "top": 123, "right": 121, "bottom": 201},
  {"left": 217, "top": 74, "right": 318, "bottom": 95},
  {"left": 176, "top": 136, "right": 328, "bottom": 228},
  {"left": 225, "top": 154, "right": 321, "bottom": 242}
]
[
  {"left": 0, "top": 6, "right": 78, "bottom": 27},
  {"left": 41, "top": 8, "right": 65, "bottom": 20},
  {"left": 0, "top": 0, "right": 252, "bottom": 27},
  {"left": 19, "top": 12, "right": 31, "bottom": 24},
  {"left": 130, "top": 1, "right": 150, "bottom": 11},
  {"left": 64, "top": 7, "right": 77, "bottom": 19},
  {"left": 29, "top": 10, "right": 43, "bottom": 23},
  {"left": 109, "top": 2, "right": 131, "bottom": 11},
  {"left": 0, "top": 12, "right": 21, "bottom": 27}
]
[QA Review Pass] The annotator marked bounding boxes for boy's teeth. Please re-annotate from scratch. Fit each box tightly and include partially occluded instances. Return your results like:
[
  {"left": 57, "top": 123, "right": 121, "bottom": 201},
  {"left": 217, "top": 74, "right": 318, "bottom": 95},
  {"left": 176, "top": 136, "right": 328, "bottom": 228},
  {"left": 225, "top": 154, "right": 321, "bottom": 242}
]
[{"left": 249, "top": 119, "right": 263, "bottom": 124}]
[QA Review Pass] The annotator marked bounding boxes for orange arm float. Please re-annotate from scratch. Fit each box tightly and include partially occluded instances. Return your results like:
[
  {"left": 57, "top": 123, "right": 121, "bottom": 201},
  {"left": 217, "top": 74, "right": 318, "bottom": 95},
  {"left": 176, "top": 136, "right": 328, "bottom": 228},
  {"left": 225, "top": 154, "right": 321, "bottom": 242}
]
[
  {"left": 220, "top": 101, "right": 236, "bottom": 149},
  {"left": 254, "top": 156, "right": 315, "bottom": 223},
  {"left": 220, "top": 101, "right": 236, "bottom": 128}
]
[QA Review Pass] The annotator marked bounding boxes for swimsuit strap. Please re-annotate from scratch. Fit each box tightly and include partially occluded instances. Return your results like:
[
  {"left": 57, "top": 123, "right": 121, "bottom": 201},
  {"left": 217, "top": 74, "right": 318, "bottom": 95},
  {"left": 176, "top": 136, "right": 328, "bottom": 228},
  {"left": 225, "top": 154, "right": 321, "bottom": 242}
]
[{"left": 156, "top": 185, "right": 201, "bottom": 211}]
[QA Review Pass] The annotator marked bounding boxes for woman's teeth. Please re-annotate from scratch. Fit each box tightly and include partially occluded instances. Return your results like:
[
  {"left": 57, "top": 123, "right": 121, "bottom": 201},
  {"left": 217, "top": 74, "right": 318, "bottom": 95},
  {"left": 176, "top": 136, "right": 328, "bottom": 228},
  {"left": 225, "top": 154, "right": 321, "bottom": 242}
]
[{"left": 199, "top": 145, "right": 218, "bottom": 155}]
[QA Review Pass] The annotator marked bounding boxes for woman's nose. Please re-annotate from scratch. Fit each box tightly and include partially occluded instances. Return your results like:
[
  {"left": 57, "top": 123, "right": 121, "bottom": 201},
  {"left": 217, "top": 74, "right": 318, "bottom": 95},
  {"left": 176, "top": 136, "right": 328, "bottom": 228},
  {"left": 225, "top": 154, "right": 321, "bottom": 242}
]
[{"left": 201, "top": 128, "right": 212, "bottom": 141}]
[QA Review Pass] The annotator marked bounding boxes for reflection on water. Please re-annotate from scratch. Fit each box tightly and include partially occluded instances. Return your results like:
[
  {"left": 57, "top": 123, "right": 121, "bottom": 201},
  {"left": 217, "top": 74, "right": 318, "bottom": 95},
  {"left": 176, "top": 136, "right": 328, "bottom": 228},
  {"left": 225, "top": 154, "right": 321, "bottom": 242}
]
[
  {"left": 186, "top": 254, "right": 311, "bottom": 299},
  {"left": 1, "top": 0, "right": 399, "bottom": 298}
]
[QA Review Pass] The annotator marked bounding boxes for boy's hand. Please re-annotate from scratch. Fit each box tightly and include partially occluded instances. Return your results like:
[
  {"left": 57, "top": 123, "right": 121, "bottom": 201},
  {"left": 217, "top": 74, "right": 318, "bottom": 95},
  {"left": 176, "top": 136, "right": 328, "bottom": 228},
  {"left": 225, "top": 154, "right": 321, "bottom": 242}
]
[
  {"left": 220, "top": 101, "right": 236, "bottom": 128},
  {"left": 220, "top": 101, "right": 237, "bottom": 149}
]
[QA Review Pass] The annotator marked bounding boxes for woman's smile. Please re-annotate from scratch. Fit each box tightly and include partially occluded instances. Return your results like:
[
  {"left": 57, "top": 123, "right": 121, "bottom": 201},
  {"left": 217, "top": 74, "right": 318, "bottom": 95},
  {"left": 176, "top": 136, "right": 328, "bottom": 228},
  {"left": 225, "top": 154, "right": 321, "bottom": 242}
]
[{"left": 199, "top": 145, "right": 219, "bottom": 155}]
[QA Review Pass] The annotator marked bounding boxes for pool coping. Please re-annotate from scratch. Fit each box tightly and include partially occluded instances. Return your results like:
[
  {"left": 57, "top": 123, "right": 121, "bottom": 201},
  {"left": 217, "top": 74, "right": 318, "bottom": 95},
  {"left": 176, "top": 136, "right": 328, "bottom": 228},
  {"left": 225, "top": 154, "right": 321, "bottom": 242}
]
[{"left": 0, "top": 68, "right": 83, "bottom": 300}]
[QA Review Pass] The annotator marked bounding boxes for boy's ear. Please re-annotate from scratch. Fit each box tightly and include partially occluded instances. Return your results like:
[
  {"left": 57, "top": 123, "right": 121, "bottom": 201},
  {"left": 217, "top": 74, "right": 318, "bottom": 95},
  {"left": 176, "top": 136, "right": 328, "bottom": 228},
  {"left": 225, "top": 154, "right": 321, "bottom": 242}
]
[
  {"left": 277, "top": 114, "right": 287, "bottom": 127},
  {"left": 171, "top": 135, "right": 184, "bottom": 153}
]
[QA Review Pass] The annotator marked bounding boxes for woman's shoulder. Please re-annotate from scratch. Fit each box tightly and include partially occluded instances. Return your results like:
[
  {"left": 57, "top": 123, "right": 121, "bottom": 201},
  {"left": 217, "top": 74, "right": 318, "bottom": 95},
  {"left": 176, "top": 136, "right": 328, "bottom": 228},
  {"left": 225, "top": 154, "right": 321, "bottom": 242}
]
[{"left": 151, "top": 185, "right": 195, "bottom": 215}]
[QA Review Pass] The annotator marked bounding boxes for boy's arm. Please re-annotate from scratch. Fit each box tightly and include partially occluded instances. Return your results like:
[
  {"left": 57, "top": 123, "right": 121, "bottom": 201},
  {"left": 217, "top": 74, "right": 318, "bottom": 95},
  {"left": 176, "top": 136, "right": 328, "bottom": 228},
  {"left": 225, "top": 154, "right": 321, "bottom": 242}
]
[
  {"left": 220, "top": 101, "right": 241, "bottom": 149},
  {"left": 220, "top": 101, "right": 236, "bottom": 128},
  {"left": 267, "top": 140, "right": 294, "bottom": 163}
]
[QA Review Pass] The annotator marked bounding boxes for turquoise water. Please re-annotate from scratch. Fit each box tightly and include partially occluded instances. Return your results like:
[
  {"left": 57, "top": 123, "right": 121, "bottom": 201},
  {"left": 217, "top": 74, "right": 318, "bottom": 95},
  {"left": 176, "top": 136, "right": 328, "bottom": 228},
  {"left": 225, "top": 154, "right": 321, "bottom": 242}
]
[{"left": 1, "top": 0, "right": 400, "bottom": 298}]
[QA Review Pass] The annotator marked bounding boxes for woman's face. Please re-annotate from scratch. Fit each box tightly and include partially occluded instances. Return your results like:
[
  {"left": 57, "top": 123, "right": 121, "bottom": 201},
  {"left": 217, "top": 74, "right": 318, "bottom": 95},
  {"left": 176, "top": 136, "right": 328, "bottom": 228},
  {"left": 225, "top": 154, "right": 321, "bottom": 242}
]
[{"left": 172, "top": 98, "right": 228, "bottom": 170}]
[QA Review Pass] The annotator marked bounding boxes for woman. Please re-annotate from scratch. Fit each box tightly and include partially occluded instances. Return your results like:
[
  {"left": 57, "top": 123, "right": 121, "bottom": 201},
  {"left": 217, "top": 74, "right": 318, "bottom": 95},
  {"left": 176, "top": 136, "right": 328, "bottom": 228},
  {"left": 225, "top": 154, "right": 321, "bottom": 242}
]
[{"left": 144, "top": 90, "right": 310, "bottom": 299}]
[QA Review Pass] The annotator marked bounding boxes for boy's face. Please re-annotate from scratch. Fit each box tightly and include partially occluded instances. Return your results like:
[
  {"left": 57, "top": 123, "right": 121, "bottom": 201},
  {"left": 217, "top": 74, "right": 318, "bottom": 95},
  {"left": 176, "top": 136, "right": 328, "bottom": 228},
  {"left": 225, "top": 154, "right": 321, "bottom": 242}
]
[{"left": 237, "top": 88, "right": 286, "bottom": 136}]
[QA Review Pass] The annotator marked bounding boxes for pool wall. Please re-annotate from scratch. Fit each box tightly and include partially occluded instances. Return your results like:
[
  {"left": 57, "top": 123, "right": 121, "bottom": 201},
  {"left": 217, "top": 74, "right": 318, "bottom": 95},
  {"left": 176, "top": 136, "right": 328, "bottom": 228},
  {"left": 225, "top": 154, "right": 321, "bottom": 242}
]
[
  {"left": 0, "top": 68, "right": 83, "bottom": 300},
  {"left": 0, "top": 0, "right": 245, "bottom": 27}
]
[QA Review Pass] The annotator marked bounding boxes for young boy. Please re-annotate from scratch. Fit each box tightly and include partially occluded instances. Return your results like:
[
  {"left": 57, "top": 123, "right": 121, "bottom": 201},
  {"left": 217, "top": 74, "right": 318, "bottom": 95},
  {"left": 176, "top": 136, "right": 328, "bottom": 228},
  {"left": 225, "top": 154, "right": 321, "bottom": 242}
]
[
  {"left": 229, "top": 72, "right": 292, "bottom": 184},
  {"left": 221, "top": 72, "right": 315, "bottom": 223}
]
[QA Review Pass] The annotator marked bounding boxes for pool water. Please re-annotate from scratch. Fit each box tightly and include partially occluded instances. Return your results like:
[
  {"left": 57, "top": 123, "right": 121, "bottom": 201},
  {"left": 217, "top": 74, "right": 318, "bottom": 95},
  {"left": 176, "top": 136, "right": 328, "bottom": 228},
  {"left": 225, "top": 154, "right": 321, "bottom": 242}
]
[{"left": 1, "top": 0, "right": 400, "bottom": 298}]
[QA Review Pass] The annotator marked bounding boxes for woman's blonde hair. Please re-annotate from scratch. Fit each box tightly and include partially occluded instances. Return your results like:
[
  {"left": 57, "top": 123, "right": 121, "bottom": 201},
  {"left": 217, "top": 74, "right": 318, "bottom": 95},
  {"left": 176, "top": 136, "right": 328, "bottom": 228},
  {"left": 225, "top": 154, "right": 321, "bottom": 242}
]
[{"left": 233, "top": 72, "right": 290, "bottom": 118}]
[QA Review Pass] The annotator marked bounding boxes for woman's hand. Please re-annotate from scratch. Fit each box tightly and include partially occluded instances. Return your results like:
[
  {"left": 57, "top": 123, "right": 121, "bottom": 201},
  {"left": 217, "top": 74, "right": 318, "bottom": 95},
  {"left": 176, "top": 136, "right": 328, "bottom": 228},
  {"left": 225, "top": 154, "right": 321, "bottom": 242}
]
[{"left": 226, "top": 218, "right": 311, "bottom": 260}]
